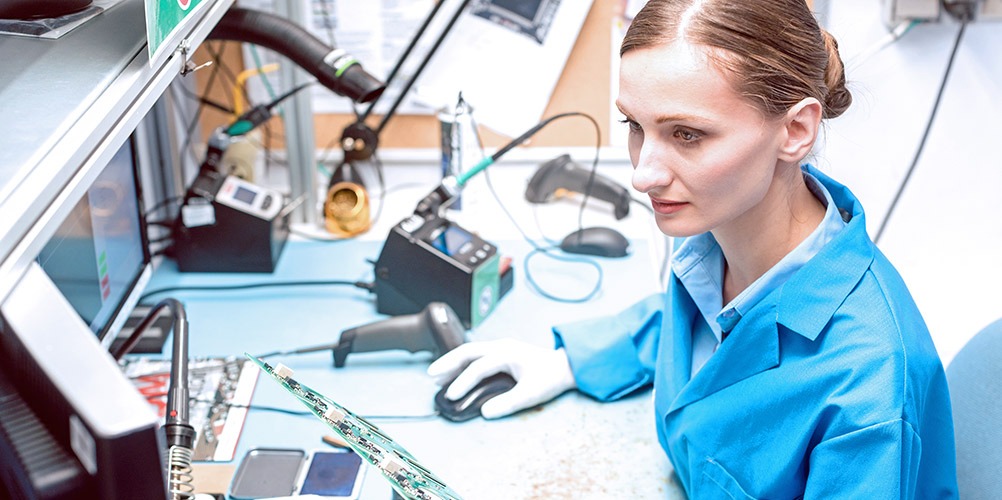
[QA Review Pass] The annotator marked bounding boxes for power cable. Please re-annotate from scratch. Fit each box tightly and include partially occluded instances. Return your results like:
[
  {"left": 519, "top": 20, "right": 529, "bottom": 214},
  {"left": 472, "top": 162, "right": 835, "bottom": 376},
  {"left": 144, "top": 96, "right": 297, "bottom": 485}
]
[
  {"left": 846, "top": 20, "right": 920, "bottom": 72},
  {"left": 874, "top": 20, "right": 968, "bottom": 244},
  {"left": 466, "top": 108, "right": 608, "bottom": 303},
  {"left": 138, "top": 279, "right": 372, "bottom": 304}
]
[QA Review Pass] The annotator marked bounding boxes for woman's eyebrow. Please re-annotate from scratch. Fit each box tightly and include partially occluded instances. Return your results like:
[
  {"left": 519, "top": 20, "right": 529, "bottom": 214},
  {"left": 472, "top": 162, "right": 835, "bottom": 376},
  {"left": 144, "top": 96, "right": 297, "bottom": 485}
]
[
  {"left": 616, "top": 102, "right": 710, "bottom": 125},
  {"left": 654, "top": 113, "right": 710, "bottom": 125}
]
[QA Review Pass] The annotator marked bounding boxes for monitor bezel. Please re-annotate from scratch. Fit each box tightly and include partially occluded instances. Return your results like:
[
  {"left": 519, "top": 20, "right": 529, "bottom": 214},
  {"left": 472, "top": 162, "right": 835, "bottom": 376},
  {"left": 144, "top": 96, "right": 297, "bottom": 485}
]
[{"left": 94, "top": 134, "right": 154, "bottom": 349}]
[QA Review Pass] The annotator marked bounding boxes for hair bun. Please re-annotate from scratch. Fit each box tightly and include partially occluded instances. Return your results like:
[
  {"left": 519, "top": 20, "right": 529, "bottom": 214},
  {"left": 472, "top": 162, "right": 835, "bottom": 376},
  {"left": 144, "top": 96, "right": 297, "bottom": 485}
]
[{"left": 821, "top": 29, "right": 852, "bottom": 119}]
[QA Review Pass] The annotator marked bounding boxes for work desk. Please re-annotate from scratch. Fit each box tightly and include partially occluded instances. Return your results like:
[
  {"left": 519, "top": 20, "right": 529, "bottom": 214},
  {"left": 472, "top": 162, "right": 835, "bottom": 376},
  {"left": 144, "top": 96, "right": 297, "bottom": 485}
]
[{"left": 143, "top": 236, "right": 683, "bottom": 499}]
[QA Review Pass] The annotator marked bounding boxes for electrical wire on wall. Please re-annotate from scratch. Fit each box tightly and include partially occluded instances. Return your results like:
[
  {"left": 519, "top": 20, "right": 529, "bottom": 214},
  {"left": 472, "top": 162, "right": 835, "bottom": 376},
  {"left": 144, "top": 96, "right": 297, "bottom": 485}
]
[
  {"left": 846, "top": 19, "right": 921, "bottom": 72},
  {"left": 874, "top": 17, "right": 969, "bottom": 244}
]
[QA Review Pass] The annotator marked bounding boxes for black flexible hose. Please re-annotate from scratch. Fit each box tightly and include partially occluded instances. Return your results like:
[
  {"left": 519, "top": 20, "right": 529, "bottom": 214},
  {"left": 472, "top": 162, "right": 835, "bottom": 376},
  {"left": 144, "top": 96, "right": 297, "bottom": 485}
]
[
  {"left": 112, "top": 298, "right": 194, "bottom": 450},
  {"left": 208, "top": 7, "right": 385, "bottom": 104}
]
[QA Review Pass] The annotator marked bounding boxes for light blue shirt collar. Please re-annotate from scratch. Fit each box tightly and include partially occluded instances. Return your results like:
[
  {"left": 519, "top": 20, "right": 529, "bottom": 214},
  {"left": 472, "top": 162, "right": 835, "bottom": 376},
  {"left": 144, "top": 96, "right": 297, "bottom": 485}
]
[{"left": 672, "top": 169, "right": 847, "bottom": 374}]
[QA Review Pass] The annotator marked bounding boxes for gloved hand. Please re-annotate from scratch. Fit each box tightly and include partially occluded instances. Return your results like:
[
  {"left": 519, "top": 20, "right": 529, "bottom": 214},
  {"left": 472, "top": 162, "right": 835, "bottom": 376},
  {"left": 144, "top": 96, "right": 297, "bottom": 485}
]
[{"left": 427, "top": 338, "right": 577, "bottom": 419}]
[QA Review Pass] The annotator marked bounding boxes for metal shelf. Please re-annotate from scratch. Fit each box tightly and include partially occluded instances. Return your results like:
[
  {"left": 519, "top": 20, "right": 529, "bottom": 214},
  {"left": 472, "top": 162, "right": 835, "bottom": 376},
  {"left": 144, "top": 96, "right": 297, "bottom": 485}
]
[{"left": 0, "top": 0, "right": 233, "bottom": 300}]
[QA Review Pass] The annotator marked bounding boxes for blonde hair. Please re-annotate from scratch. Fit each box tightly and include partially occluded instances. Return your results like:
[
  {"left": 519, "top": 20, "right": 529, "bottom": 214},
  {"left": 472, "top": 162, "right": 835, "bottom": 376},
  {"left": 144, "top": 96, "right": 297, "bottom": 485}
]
[{"left": 622, "top": 0, "right": 852, "bottom": 119}]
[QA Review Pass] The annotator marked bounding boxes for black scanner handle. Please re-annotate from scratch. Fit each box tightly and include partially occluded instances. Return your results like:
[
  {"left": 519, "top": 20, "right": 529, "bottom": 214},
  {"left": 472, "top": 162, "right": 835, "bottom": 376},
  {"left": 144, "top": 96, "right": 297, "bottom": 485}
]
[
  {"left": 525, "top": 154, "right": 631, "bottom": 220},
  {"left": 332, "top": 302, "right": 466, "bottom": 367}
]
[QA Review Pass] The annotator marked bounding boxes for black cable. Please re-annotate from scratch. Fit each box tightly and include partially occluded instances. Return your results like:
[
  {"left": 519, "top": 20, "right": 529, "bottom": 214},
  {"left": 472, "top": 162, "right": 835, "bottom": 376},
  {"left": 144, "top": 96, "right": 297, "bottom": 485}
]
[
  {"left": 176, "top": 83, "right": 233, "bottom": 115},
  {"left": 467, "top": 109, "right": 607, "bottom": 303},
  {"left": 192, "top": 399, "right": 440, "bottom": 421},
  {"left": 374, "top": 0, "right": 475, "bottom": 134},
  {"left": 360, "top": 0, "right": 447, "bottom": 122},
  {"left": 210, "top": 44, "right": 246, "bottom": 107},
  {"left": 874, "top": 21, "right": 967, "bottom": 244},
  {"left": 150, "top": 248, "right": 172, "bottom": 259},
  {"left": 237, "top": 404, "right": 310, "bottom": 417},
  {"left": 264, "top": 81, "right": 316, "bottom": 112},
  {"left": 471, "top": 111, "right": 602, "bottom": 252},
  {"left": 316, "top": 0, "right": 338, "bottom": 49},
  {"left": 111, "top": 300, "right": 195, "bottom": 458},
  {"left": 176, "top": 42, "right": 240, "bottom": 184},
  {"left": 369, "top": 151, "right": 389, "bottom": 226},
  {"left": 172, "top": 84, "right": 207, "bottom": 179},
  {"left": 112, "top": 298, "right": 184, "bottom": 360},
  {"left": 144, "top": 195, "right": 186, "bottom": 219},
  {"left": 570, "top": 113, "right": 603, "bottom": 232},
  {"left": 139, "top": 279, "right": 372, "bottom": 304}
]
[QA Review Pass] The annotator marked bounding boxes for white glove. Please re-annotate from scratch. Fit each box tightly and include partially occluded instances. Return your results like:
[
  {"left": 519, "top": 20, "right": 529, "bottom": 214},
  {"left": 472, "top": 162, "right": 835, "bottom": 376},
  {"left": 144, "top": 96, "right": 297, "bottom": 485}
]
[{"left": 427, "top": 338, "right": 577, "bottom": 419}]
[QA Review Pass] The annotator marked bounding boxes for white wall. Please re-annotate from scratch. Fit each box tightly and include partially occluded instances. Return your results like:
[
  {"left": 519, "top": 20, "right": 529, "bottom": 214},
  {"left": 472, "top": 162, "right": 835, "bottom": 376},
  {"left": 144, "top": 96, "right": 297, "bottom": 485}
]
[
  {"left": 820, "top": 0, "right": 1002, "bottom": 365},
  {"left": 301, "top": 0, "right": 1001, "bottom": 367}
]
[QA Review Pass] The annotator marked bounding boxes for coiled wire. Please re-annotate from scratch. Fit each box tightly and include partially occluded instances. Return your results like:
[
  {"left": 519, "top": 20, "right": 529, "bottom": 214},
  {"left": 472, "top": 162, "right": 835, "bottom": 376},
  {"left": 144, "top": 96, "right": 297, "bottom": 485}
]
[{"left": 167, "top": 445, "right": 195, "bottom": 500}]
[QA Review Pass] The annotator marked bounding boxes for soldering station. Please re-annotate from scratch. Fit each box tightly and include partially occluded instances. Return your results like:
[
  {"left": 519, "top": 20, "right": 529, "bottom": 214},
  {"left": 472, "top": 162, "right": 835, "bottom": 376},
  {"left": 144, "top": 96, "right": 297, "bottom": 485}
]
[{"left": 4, "top": 0, "right": 988, "bottom": 498}]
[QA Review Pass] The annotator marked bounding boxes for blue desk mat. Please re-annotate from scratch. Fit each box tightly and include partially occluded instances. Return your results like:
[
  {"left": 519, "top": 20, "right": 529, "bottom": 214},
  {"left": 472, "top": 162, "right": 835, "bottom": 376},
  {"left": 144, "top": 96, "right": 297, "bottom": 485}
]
[{"left": 144, "top": 238, "right": 682, "bottom": 499}]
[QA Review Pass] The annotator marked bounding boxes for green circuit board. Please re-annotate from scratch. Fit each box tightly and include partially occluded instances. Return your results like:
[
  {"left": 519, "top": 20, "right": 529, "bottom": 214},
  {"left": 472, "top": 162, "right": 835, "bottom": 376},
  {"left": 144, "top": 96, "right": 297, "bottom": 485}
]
[{"left": 245, "top": 354, "right": 462, "bottom": 500}]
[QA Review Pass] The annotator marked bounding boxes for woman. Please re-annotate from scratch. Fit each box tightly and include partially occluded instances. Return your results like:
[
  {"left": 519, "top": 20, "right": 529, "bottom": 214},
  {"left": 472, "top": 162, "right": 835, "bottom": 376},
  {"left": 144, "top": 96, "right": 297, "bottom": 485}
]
[{"left": 429, "top": 0, "right": 958, "bottom": 496}]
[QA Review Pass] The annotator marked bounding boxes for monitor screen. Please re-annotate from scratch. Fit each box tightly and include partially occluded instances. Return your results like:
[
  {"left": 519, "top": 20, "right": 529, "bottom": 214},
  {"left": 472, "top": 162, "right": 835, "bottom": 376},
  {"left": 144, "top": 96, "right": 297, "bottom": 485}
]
[
  {"left": 0, "top": 133, "right": 166, "bottom": 499},
  {"left": 492, "top": 0, "right": 543, "bottom": 22},
  {"left": 36, "top": 136, "right": 151, "bottom": 345}
]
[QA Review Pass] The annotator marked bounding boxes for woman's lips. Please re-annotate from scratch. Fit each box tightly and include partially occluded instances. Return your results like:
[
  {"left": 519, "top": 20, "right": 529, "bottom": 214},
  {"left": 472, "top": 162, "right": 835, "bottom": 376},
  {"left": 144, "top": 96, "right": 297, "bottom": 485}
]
[{"left": 650, "top": 197, "right": 687, "bottom": 215}]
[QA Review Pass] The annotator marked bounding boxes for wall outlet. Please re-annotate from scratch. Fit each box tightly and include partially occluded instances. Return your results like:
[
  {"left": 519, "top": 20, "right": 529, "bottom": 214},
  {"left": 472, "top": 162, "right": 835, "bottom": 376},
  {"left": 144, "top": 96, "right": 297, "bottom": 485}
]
[
  {"left": 882, "top": 0, "right": 941, "bottom": 26},
  {"left": 981, "top": 0, "right": 1002, "bottom": 20}
]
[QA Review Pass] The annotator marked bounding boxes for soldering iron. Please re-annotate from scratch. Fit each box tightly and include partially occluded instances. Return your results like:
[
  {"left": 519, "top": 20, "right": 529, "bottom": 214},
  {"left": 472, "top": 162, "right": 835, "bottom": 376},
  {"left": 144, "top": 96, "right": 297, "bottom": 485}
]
[
  {"left": 373, "top": 112, "right": 598, "bottom": 327},
  {"left": 413, "top": 112, "right": 583, "bottom": 219}
]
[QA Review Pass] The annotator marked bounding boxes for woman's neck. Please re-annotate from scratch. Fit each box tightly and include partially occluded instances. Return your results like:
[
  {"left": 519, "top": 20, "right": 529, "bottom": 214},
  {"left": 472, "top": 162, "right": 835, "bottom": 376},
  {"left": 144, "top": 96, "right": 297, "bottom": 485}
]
[{"left": 714, "top": 168, "right": 826, "bottom": 304}]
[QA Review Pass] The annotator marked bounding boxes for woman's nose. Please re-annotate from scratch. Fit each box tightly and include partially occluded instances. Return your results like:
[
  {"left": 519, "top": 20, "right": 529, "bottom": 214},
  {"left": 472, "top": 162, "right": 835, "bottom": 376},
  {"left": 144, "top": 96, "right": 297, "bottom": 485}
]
[{"left": 631, "top": 145, "right": 670, "bottom": 194}]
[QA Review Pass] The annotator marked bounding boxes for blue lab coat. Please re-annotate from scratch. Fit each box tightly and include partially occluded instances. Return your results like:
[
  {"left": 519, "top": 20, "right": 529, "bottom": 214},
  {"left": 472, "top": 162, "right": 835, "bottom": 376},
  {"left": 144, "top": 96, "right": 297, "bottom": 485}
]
[{"left": 553, "top": 166, "right": 958, "bottom": 498}]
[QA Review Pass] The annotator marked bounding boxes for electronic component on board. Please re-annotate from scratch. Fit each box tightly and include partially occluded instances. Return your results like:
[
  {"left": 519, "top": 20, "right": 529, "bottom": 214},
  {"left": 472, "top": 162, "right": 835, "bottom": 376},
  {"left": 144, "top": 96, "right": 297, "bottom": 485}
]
[
  {"left": 274, "top": 362, "right": 294, "bottom": 380},
  {"left": 245, "top": 354, "right": 462, "bottom": 500}
]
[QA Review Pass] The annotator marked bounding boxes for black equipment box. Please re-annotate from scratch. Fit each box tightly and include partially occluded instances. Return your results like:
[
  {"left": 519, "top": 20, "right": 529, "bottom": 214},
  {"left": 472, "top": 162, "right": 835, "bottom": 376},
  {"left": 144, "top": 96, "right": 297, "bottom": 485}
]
[
  {"left": 373, "top": 215, "right": 513, "bottom": 328},
  {"left": 173, "top": 173, "right": 289, "bottom": 273}
]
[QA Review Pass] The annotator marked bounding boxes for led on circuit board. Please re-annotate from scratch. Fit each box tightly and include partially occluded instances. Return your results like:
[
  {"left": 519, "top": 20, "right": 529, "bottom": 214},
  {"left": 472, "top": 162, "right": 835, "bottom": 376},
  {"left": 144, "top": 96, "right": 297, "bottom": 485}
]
[
  {"left": 323, "top": 405, "right": 347, "bottom": 423},
  {"left": 245, "top": 353, "right": 462, "bottom": 500},
  {"left": 273, "top": 362, "right": 294, "bottom": 380}
]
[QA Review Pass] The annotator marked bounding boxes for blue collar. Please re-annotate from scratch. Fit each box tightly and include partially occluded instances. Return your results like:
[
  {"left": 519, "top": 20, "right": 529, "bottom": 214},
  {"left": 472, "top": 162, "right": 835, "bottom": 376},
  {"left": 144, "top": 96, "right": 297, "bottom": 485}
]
[
  {"left": 776, "top": 165, "right": 874, "bottom": 340},
  {"left": 672, "top": 165, "right": 850, "bottom": 341}
]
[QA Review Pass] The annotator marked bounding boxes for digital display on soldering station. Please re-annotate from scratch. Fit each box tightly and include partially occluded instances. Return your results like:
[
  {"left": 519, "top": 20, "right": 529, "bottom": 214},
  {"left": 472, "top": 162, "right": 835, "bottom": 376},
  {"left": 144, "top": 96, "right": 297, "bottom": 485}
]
[
  {"left": 233, "top": 186, "right": 258, "bottom": 205},
  {"left": 430, "top": 225, "right": 473, "bottom": 257}
]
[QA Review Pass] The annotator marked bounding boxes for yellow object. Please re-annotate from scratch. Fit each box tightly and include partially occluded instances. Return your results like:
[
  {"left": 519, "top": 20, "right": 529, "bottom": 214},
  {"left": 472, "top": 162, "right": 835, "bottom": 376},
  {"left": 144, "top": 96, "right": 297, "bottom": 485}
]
[
  {"left": 324, "top": 181, "right": 371, "bottom": 237},
  {"left": 232, "top": 63, "right": 280, "bottom": 117}
]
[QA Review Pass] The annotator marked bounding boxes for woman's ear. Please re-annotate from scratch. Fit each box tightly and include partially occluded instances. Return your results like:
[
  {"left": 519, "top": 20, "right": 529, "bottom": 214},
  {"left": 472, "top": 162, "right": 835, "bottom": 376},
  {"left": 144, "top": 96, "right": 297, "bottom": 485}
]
[{"left": 778, "top": 98, "right": 823, "bottom": 163}]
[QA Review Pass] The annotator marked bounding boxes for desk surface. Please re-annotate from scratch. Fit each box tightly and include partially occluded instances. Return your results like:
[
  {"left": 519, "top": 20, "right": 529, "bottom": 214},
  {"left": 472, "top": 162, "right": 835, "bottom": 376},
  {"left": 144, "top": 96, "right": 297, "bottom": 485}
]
[{"left": 144, "top": 237, "right": 683, "bottom": 499}]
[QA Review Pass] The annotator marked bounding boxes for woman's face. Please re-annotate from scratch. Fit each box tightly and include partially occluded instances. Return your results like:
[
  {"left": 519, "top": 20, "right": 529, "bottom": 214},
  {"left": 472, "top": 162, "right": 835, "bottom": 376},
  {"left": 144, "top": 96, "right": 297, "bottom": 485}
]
[{"left": 618, "top": 41, "right": 787, "bottom": 238}]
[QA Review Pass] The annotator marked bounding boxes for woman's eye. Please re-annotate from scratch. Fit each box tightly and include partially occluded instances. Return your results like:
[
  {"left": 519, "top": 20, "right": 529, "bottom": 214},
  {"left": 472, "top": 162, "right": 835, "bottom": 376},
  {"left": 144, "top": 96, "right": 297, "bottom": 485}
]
[
  {"left": 619, "top": 118, "right": 642, "bottom": 133},
  {"left": 674, "top": 128, "right": 700, "bottom": 143}
]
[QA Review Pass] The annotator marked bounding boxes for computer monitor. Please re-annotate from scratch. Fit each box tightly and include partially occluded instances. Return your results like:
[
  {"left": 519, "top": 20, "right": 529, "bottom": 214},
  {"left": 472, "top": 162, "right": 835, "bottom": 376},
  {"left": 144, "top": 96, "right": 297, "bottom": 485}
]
[
  {"left": 472, "top": 0, "right": 559, "bottom": 44},
  {"left": 35, "top": 135, "right": 153, "bottom": 348},
  {"left": 0, "top": 135, "right": 167, "bottom": 499}
]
